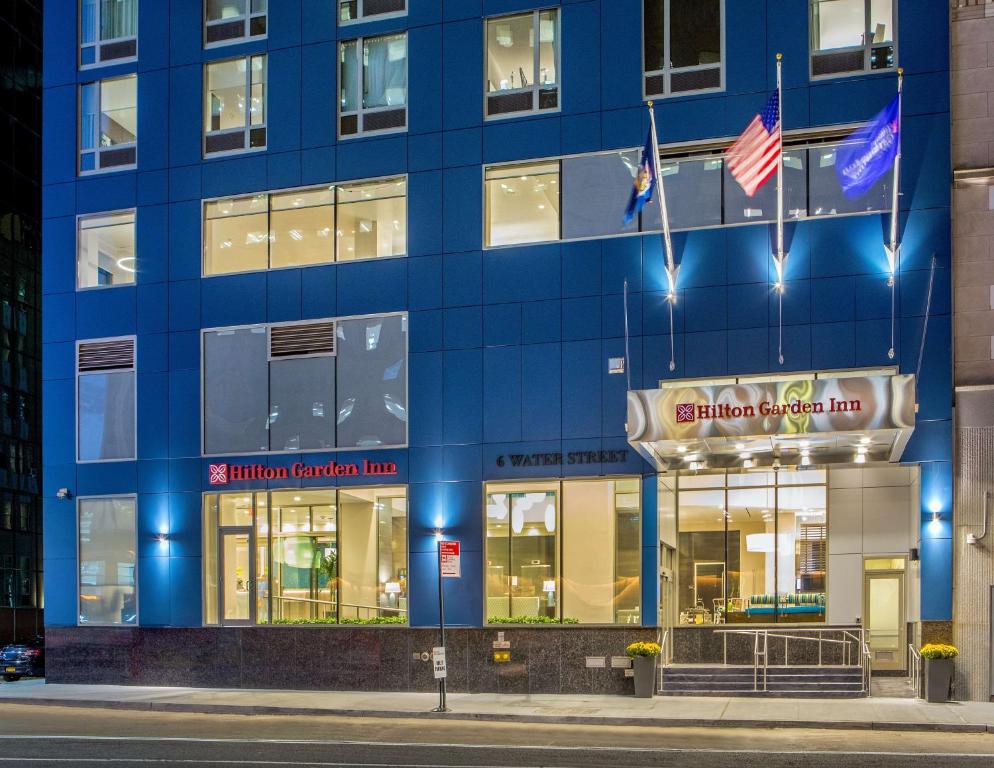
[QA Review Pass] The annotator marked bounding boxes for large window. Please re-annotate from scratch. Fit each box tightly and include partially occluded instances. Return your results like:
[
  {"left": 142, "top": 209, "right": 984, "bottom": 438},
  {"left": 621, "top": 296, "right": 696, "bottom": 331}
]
[
  {"left": 79, "top": 75, "right": 137, "bottom": 174},
  {"left": 205, "top": 0, "right": 267, "bottom": 46},
  {"left": 340, "top": 0, "right": 406, "bottom": 23},
  {"left": 485, "top": 478, "right": 641, "bottom": 625},
  {"left": 665, "top": 470, "right": 827, "bottom": 625},
  {"left": 77, "top": 337, "right": 136, "bottom": 462},
  {"left": 811, "top": 0, "right": 895, "bottom": 77},
  {"left": 485, "top": 162, "right": 560, "bottom": 247},
  {"left": 202, "top": 314, "right": 408, "bottom": 455},
  {"left": 643, "top": 0, "right": 722, "bottom": 98},
  {"left": 203, "top": 487, "right": 408, "bottom": 625},
  {"left": 205, "top": 55, "right": 267, "bottom": 156},
  {"left": 484, "top": 140, "right": 893, "bottom": 248},
  {"left": 339, "top": 33, "right": 407, "bottom": 138},
  {"left": 80, "top": 0, "right": 138, "bottom": 67},
  {"left": 78, "top": 497, "right": 136, "bottom": 625},
  {"left": 204, "top": 178, "right": 406, "bottom": 276},
  {"left": 77, "top": 211, "right": 136, "bottom": 289},
  {"left": 485, "top": 9, "right": 560, "bottom": 118}
]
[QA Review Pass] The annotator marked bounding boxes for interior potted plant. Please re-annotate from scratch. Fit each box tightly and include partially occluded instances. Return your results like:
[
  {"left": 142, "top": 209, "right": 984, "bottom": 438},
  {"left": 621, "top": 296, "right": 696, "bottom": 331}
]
[
  {"left": 921, "top": 643, "right": 958, "bottom": 703},
  {"left": 626, "top": 641, "right": 661, "bottom": 699}
]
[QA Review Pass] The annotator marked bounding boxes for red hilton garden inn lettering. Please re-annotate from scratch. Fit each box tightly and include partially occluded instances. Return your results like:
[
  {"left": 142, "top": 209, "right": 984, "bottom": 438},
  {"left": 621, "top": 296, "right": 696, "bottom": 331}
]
[
  {"left": 688, "top": 397, "right": 862, "bottom": 421},
  {"left": 209, "top": 459, "right": 398, "bottom": 485}
]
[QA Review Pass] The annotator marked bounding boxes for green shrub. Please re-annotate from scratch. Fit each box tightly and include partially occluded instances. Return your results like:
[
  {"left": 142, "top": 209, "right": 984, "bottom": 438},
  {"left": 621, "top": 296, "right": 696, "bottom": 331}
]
[
  {"left": 270, "top": 616, "right": 406, "bottom": 626},
  {"left": 487, "top": 615, "right": 580, "bottom": 625}
]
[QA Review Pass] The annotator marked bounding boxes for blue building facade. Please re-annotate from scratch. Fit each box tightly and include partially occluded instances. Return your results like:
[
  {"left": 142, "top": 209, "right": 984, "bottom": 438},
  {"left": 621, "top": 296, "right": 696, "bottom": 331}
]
[{"left": 42, "top": 0, "right": 953, "bottom": 691}]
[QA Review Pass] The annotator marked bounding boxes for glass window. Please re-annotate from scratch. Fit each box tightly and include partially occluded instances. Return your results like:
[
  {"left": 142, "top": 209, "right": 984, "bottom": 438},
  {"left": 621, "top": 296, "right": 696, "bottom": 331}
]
[
  {"left": 811, "top": 0, "right": 895, "bottom": 76},
  {"left": 335, "top": 314, "right": 408, "bottom": 449},
  {"left": 644, "top": 0, "right": 722, "bottom": 98},
  {"left": 643, "top": 157, "right": 724, "bottom": 231},
  {"left": 205, "top": 55, "right": 267, "bottom": 155},
  {"left": 675, "top": 470, "right": 827, "bottom": 625},
  {"left": 485, "top": 9, "right": 560, "bottom": 118},
  {"left": 77, "top": 338, "right": 136, "bottom": 462},
  {"left": 203, "top": 326, "right": 269, "bottom": 454},
  {"left": 202, "top": 315, "right": 408, "bottom": 455},
  {"left": 269, "top": 356, "right": 336, "bottom": 451},
  {"left": 80, "top": 0, "right": 138, "bottom": 67},
  {"left": 77, "top": 211, "right": 136, "bottom": 288},
  {"left": 270, "top": 188, "right": 335, "bottom": 269},
  {"left": 78, "top": 497, "right": 136, "bottom": 625},
  {"left": 486, "top": 478, "right": 641, "bottom": 625},
  {"left": 340, "top": 0, "right": 406, "bottom": 23},
  {"left": 339, "top": 33, "right": 408, "bottom": 137},
  {"left": 204, "top": 179, "right": 406, "bottom": 276},
  {"left": 336, "top": 178, "right": 407, "bottom": 262},
  {"left": 723, "top": 148, "right": 807, "bottom": 225},
  {"left": 206, "top": 0, "right": 267, "bottom": 46},
  {"left": 204, "top": 195, "right": 269, "bottom": 276},
  {"left": 203, "top": 487, "right": 407, "bottom": 625},
  {"left": 485, "top": 162, "right": 560, "bottom": 247},
  {"left": 562, "top": 152, "right": 639, "bottom": 240},
  {"left": 79, "top": 75, "right": 137, "bottom": 174}
]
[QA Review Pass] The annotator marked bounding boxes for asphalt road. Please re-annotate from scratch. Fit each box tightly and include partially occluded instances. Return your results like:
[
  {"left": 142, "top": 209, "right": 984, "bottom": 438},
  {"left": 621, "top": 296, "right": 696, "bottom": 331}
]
[{"left": 0, "top": 704, "right": 993, "bottom": 767}]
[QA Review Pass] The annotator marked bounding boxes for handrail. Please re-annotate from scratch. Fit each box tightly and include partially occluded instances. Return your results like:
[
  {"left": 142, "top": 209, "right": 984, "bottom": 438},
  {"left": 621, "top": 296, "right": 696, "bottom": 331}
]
[
  {"left": 714, "top": 627, "right": 870, "bottom": 694},
  {"left": 908, "top": 644, "right": 922, "bottom": 697}
]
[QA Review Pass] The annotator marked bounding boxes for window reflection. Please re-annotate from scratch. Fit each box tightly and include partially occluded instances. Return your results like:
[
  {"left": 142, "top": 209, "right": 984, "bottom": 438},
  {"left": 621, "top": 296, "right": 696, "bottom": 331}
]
[{"left": 485, "top": 10, "right": 560, "bottom": 117}]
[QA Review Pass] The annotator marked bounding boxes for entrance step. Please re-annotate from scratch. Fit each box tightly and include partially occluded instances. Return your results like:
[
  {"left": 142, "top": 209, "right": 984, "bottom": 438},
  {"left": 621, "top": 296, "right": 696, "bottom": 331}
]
[{"left": 660, "top": 664, "right": 867, "bottom": 698}]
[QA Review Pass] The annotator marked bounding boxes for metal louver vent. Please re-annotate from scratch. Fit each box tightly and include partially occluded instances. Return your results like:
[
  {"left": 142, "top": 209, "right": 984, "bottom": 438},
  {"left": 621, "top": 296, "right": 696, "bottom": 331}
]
[
  {"left": 78, "top": 339, "right": 135, "bottom": 372},
  {"left": 270, "top": 322, "right": 336, "bottom": 358}
]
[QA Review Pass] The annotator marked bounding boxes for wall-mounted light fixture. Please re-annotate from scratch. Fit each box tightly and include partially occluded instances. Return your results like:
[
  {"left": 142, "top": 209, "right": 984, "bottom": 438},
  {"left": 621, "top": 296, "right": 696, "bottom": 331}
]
[{"left": 928, "top": 512, "right": 942, "bottom": 535}]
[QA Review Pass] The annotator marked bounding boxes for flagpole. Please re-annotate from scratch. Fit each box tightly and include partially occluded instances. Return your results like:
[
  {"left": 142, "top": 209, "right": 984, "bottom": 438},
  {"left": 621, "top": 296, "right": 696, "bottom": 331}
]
[
  {"left": 887, "top": 68, "right": 904, "bottom": 361},
  {"left": 647, "top": 100, "right": 677, "bottom": 372},
  {"left": 775, "top": 53, "right": 785, "bottom": 366}
]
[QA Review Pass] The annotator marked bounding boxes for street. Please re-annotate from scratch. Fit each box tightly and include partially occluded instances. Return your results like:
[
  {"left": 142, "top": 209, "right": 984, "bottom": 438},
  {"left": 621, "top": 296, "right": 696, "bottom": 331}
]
[{"left": 0, "top": 704, "right": 992, "bottom": 767}]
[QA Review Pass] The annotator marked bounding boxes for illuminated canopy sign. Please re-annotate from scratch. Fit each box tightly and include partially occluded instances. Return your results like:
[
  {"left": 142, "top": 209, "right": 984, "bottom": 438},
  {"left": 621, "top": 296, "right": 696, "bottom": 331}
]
[
  {"left": 627, "top": 372, "right": 916, "bottom": 469},
  {"left": 208, "top": 459, "right": 398, "bottom": 485}
]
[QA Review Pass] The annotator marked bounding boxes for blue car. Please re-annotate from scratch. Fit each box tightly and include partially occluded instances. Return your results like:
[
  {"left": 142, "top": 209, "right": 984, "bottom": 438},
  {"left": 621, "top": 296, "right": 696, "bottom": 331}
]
[{"left": 1, "top": 637, "right": 44, "bottom": 682}]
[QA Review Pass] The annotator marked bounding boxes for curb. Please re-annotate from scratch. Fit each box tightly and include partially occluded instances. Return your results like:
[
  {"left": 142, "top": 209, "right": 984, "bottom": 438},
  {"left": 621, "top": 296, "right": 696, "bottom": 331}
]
[{"left": 0, "top": 696, "right": 990, "bottom": 735}]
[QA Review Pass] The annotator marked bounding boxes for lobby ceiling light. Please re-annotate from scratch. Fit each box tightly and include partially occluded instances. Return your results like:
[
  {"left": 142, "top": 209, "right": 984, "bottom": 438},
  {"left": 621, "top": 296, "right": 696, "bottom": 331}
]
[
  {"left": 676, "top": 445, "right": 688, "bottom": 454},
  {"left": 854, "top": 452, "right": 866, "bottom": 464}
]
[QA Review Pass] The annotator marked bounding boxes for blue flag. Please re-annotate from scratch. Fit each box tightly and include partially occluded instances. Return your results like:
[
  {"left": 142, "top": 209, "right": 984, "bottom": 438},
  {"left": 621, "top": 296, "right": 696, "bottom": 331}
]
[
  {"left": 624, "top": 129, "right": 657, "bottom": 224},
  {"left": 835, "top": 94, "right": 900, "bottom": 199}
]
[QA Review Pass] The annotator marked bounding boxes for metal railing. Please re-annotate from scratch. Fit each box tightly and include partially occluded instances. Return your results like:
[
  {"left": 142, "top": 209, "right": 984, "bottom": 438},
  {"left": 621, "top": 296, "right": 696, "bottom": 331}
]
[
  {"left": 908, "top": 643, "right": 922, "bottom": 697},
  {"left": 275, "top": 595, "right": 406, "bottom": 622},
  {"left": 714, "top": 628, "right": 871, "bottom": 695}
]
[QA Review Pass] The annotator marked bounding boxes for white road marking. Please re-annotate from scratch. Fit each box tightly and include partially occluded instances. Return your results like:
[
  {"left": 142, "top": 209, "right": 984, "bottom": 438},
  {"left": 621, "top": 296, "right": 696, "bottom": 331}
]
[{"left": 0, "top": 734, "right": 990, "bottom": 759}]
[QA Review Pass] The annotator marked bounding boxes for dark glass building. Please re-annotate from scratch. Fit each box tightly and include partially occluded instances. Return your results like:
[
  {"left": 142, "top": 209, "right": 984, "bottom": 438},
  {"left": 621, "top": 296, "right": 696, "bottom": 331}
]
[{"left": 0, "top": 0, "right": 42, "bottom": 644}]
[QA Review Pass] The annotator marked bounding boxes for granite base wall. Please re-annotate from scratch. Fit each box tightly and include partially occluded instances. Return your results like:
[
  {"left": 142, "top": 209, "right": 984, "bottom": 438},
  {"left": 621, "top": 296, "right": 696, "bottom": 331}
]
[{"left": 44, "top": 626, "right": 657, "bottom": 694}]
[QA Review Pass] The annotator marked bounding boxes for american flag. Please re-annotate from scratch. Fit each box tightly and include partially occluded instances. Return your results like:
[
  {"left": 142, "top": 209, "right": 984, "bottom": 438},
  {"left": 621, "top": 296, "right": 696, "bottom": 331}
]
[{"left": 726, "top": 91, "right": 781, "bottom": 197}]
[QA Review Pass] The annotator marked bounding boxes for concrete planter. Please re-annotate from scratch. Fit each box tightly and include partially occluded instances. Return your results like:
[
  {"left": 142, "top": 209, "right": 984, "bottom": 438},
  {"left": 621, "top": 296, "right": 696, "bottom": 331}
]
[
  {"left": 632, "top": 655, "right": 658, "bottom": 698},
  {"left": 924, "top": 658, "right": 954, "bottom": 703}
]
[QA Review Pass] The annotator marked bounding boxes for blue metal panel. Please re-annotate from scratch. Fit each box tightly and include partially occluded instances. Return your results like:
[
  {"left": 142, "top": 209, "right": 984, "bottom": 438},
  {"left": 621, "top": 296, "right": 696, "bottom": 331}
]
[
  {"left": 521, "top": 343, "right": 562, "bottom": 441},
  {"left": 562, "top": 340, "right": 601, "bottom": 439},
  {"left": 483, "top": 345, "right": 521, "bottom": 443},
  {"left": 137, "top": 372, "right": 170, "bottom": 459},
  {"left": 640, "top": 475, "right": 658, "bottom": 628},
  {"left": 444, "top": 306, "right": 483, "bottom": 350},
  {"left": 443, "top": 251, "right": 483, "bottom": 307}
]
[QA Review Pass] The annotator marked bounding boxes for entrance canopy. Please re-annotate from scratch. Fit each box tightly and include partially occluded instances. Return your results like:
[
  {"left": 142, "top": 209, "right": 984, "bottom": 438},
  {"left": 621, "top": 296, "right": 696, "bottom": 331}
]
[{"left": 627, "top": 369, "right": 916, "bottom": 471}]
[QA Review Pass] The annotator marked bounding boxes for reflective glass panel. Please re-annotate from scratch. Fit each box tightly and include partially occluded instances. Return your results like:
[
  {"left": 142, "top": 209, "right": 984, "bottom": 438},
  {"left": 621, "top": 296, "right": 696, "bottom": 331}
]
[
  {"left": 203, "top": 327, "right": 269, "bottom": 454},
  {"left": 78, "top": 370, "right": 135, "bottom": 461},
  {"left": 270, "top": 188, "right": 335, "bottom": 269},
  {"left": 204, "top": 195, "right": 269, "bottom": 275},
  {"left": 78, "top": 497, "right": 136, "bottom": 625}
]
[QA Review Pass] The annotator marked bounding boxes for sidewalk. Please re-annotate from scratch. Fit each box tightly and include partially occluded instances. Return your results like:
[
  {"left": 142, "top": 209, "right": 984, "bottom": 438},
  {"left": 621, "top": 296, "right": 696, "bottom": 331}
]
[{"left": 1, "top": 678, "right": 993, "bottom": 734}]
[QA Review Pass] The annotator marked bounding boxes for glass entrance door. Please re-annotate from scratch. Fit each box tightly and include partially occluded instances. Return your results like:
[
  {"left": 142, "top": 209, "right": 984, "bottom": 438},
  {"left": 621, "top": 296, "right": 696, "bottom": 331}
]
[
  {"left": 864, "top": 564, "right": 906, "bottom": 671},
  {"left": 220, "top": 528, "right": 254, "bottom": 625}
]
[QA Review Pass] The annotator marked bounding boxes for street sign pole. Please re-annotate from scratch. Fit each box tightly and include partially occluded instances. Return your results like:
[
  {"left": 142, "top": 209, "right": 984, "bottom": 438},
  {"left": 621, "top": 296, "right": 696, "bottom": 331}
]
[{"left": 433, "top": 539, "right": 449, "bottom": 712}]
